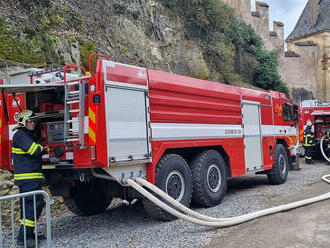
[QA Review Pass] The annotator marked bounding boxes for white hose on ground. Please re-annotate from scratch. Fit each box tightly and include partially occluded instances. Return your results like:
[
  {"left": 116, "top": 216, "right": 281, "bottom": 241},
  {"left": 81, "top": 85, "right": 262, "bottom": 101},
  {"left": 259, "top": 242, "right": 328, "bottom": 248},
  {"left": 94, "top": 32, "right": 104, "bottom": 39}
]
[
  {"left": 136, "top": 177, "right": 330, "bottom": 223},
  {"left": 135, "top": 177, "right": 226, "bottom": 222},
  {"left": 320, "top": 135, "right": 330, "bottom": 163},
  {"left": 127, "top": 176, "right": 330, "bottom": 227},
  {"left": 322, "top": 174, "right": 330, "bottom": 184}
]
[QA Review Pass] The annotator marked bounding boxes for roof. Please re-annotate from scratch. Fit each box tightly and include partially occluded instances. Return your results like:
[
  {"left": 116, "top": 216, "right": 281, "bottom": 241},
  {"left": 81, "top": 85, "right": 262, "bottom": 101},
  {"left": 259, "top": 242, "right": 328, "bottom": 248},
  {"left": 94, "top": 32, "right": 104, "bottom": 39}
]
[{"left": 286, "top": 0, "right": 330, "bottom": 42}]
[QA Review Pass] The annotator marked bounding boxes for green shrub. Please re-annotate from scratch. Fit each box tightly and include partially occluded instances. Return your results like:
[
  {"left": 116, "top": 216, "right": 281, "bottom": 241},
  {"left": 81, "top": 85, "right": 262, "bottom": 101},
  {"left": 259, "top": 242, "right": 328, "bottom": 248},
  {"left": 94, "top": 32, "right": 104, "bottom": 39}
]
[
  {"left": 157, "top": 0, "right": 289, "bottom": 95},
  {"left": 80, "top": 40, "right": 96, "bottom": 69},
  {"left": 253, "top": 49, "right": 288, "bottom": 96}
]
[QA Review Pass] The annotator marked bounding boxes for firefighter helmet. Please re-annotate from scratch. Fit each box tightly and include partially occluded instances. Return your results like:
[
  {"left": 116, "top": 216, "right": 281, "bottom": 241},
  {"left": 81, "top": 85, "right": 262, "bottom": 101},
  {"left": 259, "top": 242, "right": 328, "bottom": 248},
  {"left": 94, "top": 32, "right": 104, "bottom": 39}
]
[
  {"left": 13, "top": 110, "right": 38, "bottom": 130},
  {"left": 307, "top": 120, "right": 312, "bottom": 127}
]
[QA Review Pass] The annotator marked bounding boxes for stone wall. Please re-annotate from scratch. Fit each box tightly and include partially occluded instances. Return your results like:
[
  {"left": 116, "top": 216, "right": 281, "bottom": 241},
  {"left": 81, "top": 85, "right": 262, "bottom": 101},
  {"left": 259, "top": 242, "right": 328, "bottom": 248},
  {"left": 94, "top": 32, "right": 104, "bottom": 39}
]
[
  {"left": 278, "top": 43, "right": 319, "bottom": 102},
  {"left": 223, "top": 0, "right": 284, "bottom": 55},
  {"left": 285, "top": 32, "right": 330, "bottom": 102}
]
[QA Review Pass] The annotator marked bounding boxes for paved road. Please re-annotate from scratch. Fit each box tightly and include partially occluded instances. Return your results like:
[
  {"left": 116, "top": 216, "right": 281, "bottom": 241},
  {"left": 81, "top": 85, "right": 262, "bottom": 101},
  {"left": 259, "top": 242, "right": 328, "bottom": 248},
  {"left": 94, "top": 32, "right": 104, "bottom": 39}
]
[{"left": 205, "top": 162, "right": 330, "bottom": 248}]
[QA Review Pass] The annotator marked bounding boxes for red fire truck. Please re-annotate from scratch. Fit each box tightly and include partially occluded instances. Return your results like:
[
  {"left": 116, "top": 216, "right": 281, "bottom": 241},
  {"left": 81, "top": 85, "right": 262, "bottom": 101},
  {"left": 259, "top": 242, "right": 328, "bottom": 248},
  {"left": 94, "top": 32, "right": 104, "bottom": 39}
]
[
  {"left": 298, "top": 100, "right": 330, "bottom": 160},
  {"left": 0, "top": 55, "right": 298, "bottom": 220}
]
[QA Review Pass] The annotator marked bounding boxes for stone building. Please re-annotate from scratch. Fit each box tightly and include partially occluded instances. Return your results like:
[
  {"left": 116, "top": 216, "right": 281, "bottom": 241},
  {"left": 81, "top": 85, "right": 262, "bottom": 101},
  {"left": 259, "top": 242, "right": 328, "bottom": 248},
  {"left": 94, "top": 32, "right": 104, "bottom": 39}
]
[
  {"left": 284, "top": 0, "right": 330, "bottom": 102},
  {"left": 222, "top": 0, "right": 285, "bottom": 55},
  {"left": 222, "top": 0, "right": 330, "bottom": 103}
]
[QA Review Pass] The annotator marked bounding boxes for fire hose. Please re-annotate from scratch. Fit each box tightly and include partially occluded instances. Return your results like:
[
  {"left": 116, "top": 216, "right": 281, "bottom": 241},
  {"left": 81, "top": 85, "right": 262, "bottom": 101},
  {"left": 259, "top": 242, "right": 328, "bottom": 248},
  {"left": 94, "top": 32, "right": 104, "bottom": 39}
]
[
  {"left": 320, "top": 134, "right": 330, "bottom": 163},
  {"left": 125, "top": 175, "right": 330, "bottom": 227}
]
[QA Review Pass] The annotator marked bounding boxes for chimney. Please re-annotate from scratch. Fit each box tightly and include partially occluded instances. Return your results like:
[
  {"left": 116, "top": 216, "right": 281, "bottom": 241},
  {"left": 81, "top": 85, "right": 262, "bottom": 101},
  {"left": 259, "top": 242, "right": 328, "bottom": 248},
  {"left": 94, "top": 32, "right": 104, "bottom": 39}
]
[{"left": 310, "top": 0, "right": 319, "bottom": 27}]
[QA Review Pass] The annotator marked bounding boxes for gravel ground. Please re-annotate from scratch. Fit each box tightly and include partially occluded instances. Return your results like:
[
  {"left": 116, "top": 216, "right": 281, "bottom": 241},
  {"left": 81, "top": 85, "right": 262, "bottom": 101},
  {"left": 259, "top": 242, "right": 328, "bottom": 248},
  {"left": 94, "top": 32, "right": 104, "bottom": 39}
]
[{"left": 3, "top": 161, "right": 330, "bottom": 248}]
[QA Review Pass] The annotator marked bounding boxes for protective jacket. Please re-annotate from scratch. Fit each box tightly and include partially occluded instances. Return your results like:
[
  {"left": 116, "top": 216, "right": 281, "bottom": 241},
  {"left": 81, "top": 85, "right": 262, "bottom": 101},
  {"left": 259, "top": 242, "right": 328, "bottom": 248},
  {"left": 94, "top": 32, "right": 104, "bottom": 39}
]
[
  {"left": 12, "top": 127, "right": 44, "bottom": 185},
  {"left": 303, "top": 127, "right": 315, "bottom": 147}
]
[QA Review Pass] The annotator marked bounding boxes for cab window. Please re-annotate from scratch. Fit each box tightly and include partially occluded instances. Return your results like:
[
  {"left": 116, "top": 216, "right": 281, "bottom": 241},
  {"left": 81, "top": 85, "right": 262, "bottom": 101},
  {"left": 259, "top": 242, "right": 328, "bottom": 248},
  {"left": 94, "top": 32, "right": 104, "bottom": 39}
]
[{"left": 283, "top": 103, "right": 293, "bottom": 121}]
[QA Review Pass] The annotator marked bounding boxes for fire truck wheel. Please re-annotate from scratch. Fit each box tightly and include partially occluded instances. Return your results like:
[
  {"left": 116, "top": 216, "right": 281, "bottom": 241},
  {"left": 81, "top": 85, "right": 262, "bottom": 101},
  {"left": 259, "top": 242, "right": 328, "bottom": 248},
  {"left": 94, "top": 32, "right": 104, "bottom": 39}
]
[
  {"left": 64, "top": 180, "right": 111, "bottom": 216},
  {"left": 267, "top": 144, "right": 289, "bottom": 185},
  {"left": 143, "top": 154, "right": 192, "bottom": 221},
  {"left": 191, "top": 150, "right": 227, "bottom": 207}
]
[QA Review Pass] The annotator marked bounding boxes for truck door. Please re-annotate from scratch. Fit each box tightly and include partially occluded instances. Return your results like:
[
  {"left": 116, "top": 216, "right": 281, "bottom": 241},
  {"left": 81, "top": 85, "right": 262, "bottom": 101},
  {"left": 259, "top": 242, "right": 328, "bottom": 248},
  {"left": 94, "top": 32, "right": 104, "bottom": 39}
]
[
  {"left": 242, "top": 101, "right": 263, "bottom": 172},
  {"left": 104, "top": 85, "right": 151, "bottom": 164}
]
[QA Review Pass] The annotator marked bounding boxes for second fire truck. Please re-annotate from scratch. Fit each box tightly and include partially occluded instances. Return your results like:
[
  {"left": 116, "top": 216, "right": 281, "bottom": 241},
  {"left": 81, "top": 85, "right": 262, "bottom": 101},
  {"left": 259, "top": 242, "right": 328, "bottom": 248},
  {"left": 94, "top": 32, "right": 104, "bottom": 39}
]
[{"left": 298, "top": 100, "right": 330, "bottom": 161}]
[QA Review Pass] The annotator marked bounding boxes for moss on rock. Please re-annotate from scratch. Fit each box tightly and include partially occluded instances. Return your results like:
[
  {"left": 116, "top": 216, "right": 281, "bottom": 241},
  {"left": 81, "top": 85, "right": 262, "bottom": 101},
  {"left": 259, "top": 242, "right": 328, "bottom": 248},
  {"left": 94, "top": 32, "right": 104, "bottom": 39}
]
[
  {"left": 80, "top": 40, "right": 96, "bottom": 69},
  {"left": 0, "top": 19, "right": 47, "bottom": 66}
]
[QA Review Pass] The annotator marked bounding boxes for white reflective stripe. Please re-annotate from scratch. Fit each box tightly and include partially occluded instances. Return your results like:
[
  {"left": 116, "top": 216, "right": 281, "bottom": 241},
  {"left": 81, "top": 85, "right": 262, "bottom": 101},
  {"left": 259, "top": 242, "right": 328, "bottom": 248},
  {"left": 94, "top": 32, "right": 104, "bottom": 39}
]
[
  {"left": 261, "top": 125, "right": 297, "bottom": 136},
  {"left": 243, "top": 124, "right": 261, "bottom": 136},
  {"left": 151, "top": 123, "right": 243, "bottom": 141},
  {"left": 9, "top": 122, "right": 296, "bottom": 142},
  {"left": 151, "top": 123, "right": 296, "bottom": 141}
]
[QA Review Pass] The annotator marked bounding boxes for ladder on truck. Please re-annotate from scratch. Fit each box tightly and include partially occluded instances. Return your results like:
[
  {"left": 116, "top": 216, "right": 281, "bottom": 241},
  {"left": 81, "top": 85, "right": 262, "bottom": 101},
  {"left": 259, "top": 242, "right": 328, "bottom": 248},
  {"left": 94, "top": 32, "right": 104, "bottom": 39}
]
[
  {"left": 29, "top": 64, "right": 90, "bottom": 149},
  {"left": 63, "top": 77, "right": 89, "bottom": 149}
]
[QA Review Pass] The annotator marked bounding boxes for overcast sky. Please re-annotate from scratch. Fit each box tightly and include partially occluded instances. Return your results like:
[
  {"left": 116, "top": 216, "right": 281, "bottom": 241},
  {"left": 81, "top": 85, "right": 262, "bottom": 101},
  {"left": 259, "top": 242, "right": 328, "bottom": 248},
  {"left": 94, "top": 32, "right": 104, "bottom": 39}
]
[{"left": 251, "top": 0, "right": 309, "bottom": 39}]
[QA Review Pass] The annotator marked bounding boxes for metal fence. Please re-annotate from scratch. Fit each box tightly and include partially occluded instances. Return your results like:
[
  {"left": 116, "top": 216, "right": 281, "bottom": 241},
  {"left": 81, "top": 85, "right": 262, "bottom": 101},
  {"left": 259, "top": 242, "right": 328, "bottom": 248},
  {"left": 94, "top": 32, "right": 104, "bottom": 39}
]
[{"left": 0, "top": 190, "right": 51, "bottom": 248}]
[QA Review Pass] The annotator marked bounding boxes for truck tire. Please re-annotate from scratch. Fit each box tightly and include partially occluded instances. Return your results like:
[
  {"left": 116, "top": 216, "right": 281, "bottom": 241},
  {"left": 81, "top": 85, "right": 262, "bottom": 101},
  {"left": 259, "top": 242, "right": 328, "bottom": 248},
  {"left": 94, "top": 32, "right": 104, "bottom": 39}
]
[
  {"left": 64, "top": 180, "right": 111, "bottom": 216},
  {"left": 143, "top": 154, "right": 192, "bottom": 221},
  {"left": 267, "top": 144, "right": 289, "bottom": 185},
  {"left": 191, "top": 150, "right": 227, "bottom": 207}
]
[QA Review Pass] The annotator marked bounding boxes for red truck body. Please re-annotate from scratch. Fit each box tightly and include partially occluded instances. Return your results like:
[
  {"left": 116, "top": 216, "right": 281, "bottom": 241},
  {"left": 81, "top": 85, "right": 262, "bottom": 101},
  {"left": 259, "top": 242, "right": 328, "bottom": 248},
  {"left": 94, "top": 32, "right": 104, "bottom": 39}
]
[{"left": 0, "top": 57, "right": 298, "bottom": 218}]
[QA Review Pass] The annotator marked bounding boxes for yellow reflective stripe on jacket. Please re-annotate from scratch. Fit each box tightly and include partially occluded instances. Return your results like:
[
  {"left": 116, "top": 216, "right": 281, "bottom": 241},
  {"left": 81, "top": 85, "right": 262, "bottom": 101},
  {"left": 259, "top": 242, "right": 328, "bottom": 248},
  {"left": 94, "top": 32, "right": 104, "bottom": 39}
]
[
  {"left": 28, "top": 142, "right": 42, "bottom": 155},
  {"left": 20, "top": 218, "right": 35, "bottom": 227},
  {"left": 12, "top": 143, "right": 43, "bottom": 155},
  {"left": 27, "top": 142, "right": 37, "bottom": 154},
  {"left": 303, "top": 144, "right": 314, "bottom": 147},
  {"left": 14, "top": 173, "right": 44, "bottom": 180},
  {"left": 30, "top": 143, "right": 39, "bottom": 155},
  {"left": 303, "top": 134, "right": 314, "bottom": 146},
  {"left": 12, "top": 147, "right": 28, "bottom": 154}
]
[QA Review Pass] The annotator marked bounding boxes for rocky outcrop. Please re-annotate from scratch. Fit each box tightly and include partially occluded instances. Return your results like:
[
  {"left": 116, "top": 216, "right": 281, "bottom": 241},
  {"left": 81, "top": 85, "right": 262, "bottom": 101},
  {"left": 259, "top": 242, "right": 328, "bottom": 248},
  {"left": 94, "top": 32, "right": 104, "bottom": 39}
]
[
  {"left": 0, "top": 170, "right": 19, "bottom": 227},
  {"left": 0, "top": 0, "right": 221, "bottom": 82}
]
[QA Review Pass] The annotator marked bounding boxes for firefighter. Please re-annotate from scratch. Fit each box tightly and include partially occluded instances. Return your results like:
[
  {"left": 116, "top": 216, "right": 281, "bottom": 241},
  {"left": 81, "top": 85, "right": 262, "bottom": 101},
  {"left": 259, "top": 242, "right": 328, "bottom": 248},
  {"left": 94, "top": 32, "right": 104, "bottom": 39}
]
[
  {"left": 303, "top": 120, "right": 315, "bottom": 164},
  {"left": 12, "top": 110, "right": 46, "bottom": 247}
]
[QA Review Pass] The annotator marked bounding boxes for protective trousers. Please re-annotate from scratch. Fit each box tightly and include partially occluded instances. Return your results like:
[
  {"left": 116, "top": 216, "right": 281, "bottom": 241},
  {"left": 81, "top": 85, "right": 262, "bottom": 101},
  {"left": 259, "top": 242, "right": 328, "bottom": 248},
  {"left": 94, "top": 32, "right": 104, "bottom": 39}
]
[
  {"left": 304, "top": 146, "right": 313, "bottom": 164},
  {"left": 17, "top": 181, "right": 44, "bottom": 241}
]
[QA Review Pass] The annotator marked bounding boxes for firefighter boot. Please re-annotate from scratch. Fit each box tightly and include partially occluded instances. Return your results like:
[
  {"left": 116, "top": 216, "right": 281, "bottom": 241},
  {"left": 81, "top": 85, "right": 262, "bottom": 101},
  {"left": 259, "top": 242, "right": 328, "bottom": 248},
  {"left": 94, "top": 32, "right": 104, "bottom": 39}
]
[
  {"left": 17, "top": 226, "right": 36, "bottom": 248},
  {"left": 305, "top": 158, "right": 313, "bottom": 164},
  {"left": 17, "top": 238, "right": 36, "bottom": 248}
]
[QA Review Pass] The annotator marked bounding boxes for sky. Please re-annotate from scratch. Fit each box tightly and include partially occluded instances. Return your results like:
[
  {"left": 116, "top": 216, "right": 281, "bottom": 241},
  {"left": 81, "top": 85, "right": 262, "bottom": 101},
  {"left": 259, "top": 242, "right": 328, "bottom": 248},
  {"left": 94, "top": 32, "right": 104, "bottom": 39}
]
[{"left": 251, "top": 0, "right": 309, "bottom": 39}]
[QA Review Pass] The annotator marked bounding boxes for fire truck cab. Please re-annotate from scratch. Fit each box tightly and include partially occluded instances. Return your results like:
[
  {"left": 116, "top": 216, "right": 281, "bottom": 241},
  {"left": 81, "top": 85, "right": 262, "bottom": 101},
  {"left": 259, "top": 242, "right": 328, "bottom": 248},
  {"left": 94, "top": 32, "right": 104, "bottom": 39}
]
[{"left": 0, "top": 55, "right": 299, "bottom": 219}]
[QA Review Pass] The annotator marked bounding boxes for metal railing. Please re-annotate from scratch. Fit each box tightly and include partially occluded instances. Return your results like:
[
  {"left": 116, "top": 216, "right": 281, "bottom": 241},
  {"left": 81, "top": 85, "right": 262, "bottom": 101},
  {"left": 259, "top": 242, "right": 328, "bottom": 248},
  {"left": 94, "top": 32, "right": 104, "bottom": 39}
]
[{"left": 0, "top": 190, "right": 51, "bottom": 248}]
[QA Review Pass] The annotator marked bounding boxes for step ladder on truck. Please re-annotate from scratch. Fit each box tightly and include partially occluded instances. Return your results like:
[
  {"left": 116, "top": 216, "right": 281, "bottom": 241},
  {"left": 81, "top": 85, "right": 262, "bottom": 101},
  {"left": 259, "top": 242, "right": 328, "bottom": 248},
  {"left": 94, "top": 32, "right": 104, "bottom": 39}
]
[{"left": 0, "top": 54, "right": 299, "bottom": 220}]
